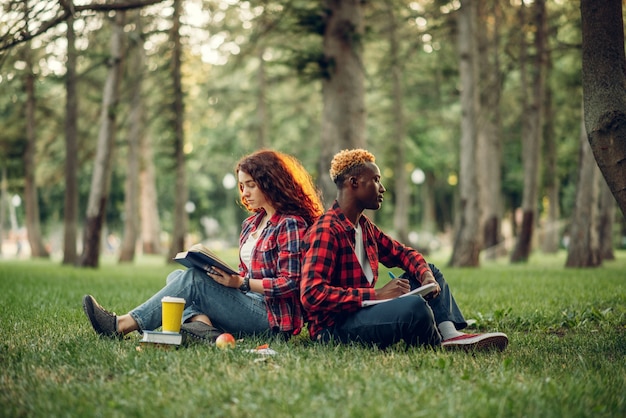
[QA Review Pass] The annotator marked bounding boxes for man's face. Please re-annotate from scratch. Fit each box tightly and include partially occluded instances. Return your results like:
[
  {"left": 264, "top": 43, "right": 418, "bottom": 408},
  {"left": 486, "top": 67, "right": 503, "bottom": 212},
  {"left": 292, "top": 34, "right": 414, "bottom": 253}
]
[{"left": 354, "top": 162, "right": 386, "bottom": 211}]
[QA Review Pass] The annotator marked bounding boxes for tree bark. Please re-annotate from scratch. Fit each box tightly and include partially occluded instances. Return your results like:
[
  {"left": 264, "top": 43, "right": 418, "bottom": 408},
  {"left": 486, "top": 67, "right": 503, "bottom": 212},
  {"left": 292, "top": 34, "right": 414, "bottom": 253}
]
[
  {"left": 140, "top": 132, "right": 162, "bottom": 255},
  {"left": 385, "top": 0, "right": 409, "bottom": 245},
  {"left": 256, "top": 46, "right": 269, "bottom": 149},
  {"left": 79, "top": 12, "right": 126, "bottom": 268},
  {"left": 118, "top": 12, "right": 143, "bottom": 263},
  {"left": 476, "top": 0, "right": 504, "bottom": 260},
  {"left": 318, "top": 0, "right": 366, "bottom": 205},
  {"left": 22, "top": 16, "right": 49, "bottom": 259},
  {"left": 580, "top": 0, "right": 626, "bottom": 220},
  {"left": 0, "top": 168, "right": 6, "bottom": 256},
  {"left": 63, "top": 14, "right": 79, "bottom": 265},
  {"left": 510, "top": 0, "right": 547, "bottom": 263},
  {"left": 598, "top": 175, "right": 616, "bottom": 260},
  {"left": 541, "top": 86, "right": 560, "bottom": 253},
  {"left": 166, "top": 0, "right": 188, "bottom": 261},
  {"left": 565, "top": 115, "right": 602, "bottom": 268},
  {"left": 449, "top": 0, "right": 481, "bottom": 267},
  {"left": 137, "top": 20, "right": 161, "bottom": 256}
]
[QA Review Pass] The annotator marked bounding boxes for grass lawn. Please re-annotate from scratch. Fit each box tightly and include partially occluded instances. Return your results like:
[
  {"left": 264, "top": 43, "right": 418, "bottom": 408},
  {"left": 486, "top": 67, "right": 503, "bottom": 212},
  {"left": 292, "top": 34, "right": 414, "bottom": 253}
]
[{"left": 0, "top": 250, "right": 625, "bottom": 418}]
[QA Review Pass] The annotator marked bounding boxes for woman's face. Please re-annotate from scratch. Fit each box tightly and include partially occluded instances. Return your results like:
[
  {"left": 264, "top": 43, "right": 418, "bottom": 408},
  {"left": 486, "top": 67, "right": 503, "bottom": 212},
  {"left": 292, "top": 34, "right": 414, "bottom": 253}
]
[{"left": 238, "top": 170, "right": 272, "bottom": 212}]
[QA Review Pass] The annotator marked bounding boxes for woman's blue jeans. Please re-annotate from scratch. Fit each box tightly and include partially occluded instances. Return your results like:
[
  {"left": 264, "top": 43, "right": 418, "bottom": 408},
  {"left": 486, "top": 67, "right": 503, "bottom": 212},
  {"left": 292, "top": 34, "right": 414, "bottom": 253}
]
[
  {"left": 317, "top": 264, "right": 467, "bottom": 348},
  {"left": 129, "top": 268, "right": 270, "bottom": 337}
]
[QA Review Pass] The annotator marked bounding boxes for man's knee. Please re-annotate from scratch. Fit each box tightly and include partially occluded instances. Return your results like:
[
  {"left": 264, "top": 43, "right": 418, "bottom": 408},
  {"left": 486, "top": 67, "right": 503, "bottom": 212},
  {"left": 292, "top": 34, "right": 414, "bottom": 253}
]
[{"left": 396, "top": 296, "right": 435, "bottom": 325}]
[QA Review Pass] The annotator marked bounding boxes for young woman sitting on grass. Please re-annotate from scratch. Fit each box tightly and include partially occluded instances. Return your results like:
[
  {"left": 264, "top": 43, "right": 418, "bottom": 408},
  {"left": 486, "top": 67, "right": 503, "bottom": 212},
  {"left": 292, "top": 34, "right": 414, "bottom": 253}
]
[{"left": 83, "top": 150, "right": 324, "bottom": 344}]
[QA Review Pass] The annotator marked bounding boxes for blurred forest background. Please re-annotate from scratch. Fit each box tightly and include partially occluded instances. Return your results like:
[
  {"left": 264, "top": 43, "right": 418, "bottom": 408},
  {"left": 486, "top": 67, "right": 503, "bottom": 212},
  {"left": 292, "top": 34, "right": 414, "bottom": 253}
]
[{"left": 0, "top": 0, "right": 625, "bottom": 269}]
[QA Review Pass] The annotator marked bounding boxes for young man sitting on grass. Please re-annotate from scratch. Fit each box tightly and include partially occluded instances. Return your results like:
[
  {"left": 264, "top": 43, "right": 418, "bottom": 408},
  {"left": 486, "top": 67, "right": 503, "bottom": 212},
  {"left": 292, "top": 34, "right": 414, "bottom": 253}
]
[{"left": 300, "top": 148, "right": 508, "bottom": 351}]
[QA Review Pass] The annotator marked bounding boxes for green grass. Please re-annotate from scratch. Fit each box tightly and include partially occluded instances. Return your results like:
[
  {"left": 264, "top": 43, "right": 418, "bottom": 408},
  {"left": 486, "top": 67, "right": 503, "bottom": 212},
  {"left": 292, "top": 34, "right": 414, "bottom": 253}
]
[{"left": 1, "top": 251, "right": 625, "bottom": 418}]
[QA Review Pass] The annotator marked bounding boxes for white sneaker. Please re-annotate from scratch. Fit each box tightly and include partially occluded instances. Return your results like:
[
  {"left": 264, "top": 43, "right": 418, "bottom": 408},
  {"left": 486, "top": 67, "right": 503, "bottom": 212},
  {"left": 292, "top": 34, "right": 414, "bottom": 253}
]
[{"left": 442, "top": 332, "right": 509, "bottom": 351}]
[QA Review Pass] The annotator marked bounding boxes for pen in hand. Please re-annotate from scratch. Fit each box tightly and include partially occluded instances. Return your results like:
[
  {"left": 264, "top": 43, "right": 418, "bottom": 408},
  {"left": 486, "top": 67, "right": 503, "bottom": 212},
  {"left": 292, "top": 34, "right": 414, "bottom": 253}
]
[{"left": 388, "top": 271, "right": 409, "bottom": 295}]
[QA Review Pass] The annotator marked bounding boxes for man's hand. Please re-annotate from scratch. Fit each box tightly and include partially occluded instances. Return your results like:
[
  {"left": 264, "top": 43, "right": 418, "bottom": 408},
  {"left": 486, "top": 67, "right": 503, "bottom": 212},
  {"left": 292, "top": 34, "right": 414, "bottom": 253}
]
[
  {"left": 420, "top": 272, "right": 441, "bottom": 299},
  {"left": 375, "top": 278, "right": 410, "bottom": 300}
]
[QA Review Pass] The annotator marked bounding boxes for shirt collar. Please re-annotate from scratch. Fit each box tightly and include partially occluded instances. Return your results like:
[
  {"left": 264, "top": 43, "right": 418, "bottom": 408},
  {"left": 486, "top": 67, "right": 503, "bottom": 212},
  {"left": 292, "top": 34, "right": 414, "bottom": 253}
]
[{"left": 331, "top": 200, "right": 363, "bottom": 232}]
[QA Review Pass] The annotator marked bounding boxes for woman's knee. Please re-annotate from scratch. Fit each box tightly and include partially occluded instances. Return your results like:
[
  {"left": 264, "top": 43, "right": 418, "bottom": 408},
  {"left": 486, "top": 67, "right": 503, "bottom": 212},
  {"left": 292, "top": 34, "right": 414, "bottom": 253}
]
[{"left": 166, "top": 269, "right": 185, "bottom": 284}]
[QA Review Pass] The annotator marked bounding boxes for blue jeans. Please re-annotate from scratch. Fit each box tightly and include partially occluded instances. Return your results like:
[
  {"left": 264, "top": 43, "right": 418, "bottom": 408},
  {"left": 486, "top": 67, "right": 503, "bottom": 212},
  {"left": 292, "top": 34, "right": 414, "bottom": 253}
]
[
  {"left": 318, "top": 264, "right": 467, "bottom": 348},
  {"left": 129, "top": 268, "right": 271, "bottom": 337}
]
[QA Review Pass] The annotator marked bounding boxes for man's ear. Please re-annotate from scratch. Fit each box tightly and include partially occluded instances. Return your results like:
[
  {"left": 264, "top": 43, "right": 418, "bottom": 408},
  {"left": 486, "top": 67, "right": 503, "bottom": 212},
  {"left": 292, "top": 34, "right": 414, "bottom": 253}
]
[{"left": 349, "top": 176, "right": 358, "bottom": 188}]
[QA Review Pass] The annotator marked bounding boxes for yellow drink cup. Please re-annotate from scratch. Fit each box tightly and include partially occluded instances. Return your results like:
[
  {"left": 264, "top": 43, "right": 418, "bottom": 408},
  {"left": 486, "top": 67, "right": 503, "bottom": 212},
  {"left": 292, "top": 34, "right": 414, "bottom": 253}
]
[{"left": 161, "top": 296, "right": 186, "bottom": 333}]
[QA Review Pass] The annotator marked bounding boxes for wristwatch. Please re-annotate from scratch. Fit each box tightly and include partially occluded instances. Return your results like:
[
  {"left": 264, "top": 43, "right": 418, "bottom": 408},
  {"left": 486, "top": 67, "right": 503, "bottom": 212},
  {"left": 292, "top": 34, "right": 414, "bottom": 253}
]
[{"left": 239, "top": 277, "right": 250, "bottom": 293}]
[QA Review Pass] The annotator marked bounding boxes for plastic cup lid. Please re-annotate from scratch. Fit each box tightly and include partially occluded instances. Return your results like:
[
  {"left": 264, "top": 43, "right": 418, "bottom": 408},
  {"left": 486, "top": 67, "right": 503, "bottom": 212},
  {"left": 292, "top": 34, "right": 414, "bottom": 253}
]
[{"left": 161, "top": 296, "right": 186, "bottom": 303}]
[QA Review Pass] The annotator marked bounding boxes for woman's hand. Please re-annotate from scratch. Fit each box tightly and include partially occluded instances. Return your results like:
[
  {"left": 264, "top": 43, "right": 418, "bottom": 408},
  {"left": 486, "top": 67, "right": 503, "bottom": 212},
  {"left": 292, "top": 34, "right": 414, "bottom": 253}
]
[
  {"left": 208, "top": 267, "right": 243, "bottom": 289},
  {"left": 375, "top": 278, "right": 410, "bottom": 300}
]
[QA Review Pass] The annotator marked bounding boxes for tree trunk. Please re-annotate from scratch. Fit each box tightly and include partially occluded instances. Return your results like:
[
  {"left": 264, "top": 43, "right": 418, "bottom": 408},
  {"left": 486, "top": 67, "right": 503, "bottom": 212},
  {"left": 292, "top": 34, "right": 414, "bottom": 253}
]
[
  {"left": 79, "top": 12, "right": 126, "bottom": 268},
  {"left": 385, "top": 0, "right": 409, "bottom": 245},
  {"left": 476, "top": 0, "right": 504, "bottom": 260},
  {"left": 256, "top": 46, "right": 269, "bottom": 149},
  {"left": 0, "top": 168, "right": 6, "bottom": 256},
  {"left": 140, "top": 131, "right": 162, "bottom": 255},
  {"left": 136, "top": 20, "right": 161, "bottom": 256},
  {"left": 166, "top": 0, "right": 188, "bottom": 261},
  {"left": 580, "top": 0, "right": 626, "bottom": 220},
  {"left": 118, "top": 12, "right": 143, "bottom": 263},
  {"left": 598, "top": 175, "right": 616, "bottom": 260},
  {"left": 318, "top": 0, "right": 366, "bottom": 205},
  {"left": 565, "top": 115, "right": 602, "bottom": 268},
  {"left": 23, "top": 34, "right": 49, "bottom": 258},
  {"left": 449, "top": 0, "right": 481, "bottom": 267},
  {"left": 541, "top": 85, "right": 560, "bottom": 253},
  {"left": 63, "top": 14, "right": 79, "bottom": 265},
  {"left": 510, "top": 0, "right": 547, "bottom": 263},
  {"left": 421, "top": 172, "right": 437, "bottom": 233}
]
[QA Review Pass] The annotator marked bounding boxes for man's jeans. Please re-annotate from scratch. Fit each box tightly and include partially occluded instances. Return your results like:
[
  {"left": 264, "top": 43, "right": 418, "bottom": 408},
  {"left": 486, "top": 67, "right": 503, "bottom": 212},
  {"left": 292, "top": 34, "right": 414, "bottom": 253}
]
[
  {"left": 318, "top": 264, "right": 467, "bottom": 348},
  {"left": 129, "top": 268, "right": 270, "bottom": 337}
]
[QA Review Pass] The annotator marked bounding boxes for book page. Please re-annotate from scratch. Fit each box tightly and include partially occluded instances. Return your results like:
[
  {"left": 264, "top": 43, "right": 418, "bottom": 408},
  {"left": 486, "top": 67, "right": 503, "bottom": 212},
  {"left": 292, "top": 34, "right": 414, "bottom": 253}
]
[
  {"left": 189, "top": 244, "right": 233, "bottom": 268},
  {"left": 361, "top": 283, "right": 437, "bottom": 307},
  {"left": 175, "top": 243, "right": 238, "bottom": 275}
]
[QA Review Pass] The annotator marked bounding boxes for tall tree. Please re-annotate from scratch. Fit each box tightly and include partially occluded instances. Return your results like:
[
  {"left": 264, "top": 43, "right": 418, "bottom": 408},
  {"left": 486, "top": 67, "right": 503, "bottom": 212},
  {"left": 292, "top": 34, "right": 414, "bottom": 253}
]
[
  {"left": 580, "top": 0, "right": 626, "bottom": 219},
  {"left": 449, "top": 0, "right": 481, "bottom": 267},
  {"left": 565, "top": 115, "right": 601, "bottom": 267},
  {"left": 318, "top": 0, "right": 366, "bottom": 204},
  {"left": 166, "top": 0, "right": 188, "bottom": 261},
  {"left": 385, "top": 0, "right": 409, "bottom": 245},
  {"left": 510, "top": 0, "right": 547, "bottom": 263},
  {"left": 598, "top": 174, "right": 616, "bottom": 260},
  {"left": 0, "top": 0, "right": 167, "bottom": 53},
  {"left": 0, "top": 169, "right": 6, "bottom": 256},
  {"left": 118, "top": 12, "right": 144, "bottom": 263},
  {"left": 22, "top": 3, "right": 49, "bottom": 259},
  {"left": 79, "top": 12, "right": 126, "bottom": 268},
  {"left": 256, "top": 46, "right": 269, "bottom": 149},
  {"left": 139, "top": 130, "right": 162, "bottom": 254},
  {"left": 62, "top": 14, "right": 79, "bottom": 265},
  {"left": 476, "top": 0, "right": 504, "bottom": 259},
  {"left": 541, "top": 84, "right": 560, "bottom": 253}
]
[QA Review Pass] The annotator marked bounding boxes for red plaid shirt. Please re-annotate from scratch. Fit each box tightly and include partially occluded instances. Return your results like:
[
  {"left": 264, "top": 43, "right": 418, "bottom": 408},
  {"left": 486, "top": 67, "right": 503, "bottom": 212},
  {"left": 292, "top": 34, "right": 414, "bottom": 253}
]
[
  {"left": 300, "top": 201, "right": 432, "bottom": 339},
  {"left": 239, "top": 210, "right": 309, "bottom": 335}
]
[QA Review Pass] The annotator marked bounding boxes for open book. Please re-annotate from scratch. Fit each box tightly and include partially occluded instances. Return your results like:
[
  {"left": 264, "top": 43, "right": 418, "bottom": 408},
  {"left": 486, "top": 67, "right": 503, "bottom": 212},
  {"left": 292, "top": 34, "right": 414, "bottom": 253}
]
[
  {"left": 361, "top": 283, "right": 437, "bottom": 307},
  {"left": 174, "top": 243, "right": 238, "bottom": 275}
]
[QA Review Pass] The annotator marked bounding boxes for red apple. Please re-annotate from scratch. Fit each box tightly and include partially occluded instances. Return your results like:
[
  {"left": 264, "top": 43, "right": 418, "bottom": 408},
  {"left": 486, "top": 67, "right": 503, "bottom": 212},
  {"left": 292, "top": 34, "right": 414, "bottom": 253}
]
[{"left": 215, "top": 333, "right": 236, "bottom": 349}]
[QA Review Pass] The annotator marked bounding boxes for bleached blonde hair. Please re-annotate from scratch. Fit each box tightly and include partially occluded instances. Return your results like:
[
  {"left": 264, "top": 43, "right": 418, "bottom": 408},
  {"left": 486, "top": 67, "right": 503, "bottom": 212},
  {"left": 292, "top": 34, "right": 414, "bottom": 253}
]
[{"left": 329, "top": 149, "right": 376, "bottom": 184}]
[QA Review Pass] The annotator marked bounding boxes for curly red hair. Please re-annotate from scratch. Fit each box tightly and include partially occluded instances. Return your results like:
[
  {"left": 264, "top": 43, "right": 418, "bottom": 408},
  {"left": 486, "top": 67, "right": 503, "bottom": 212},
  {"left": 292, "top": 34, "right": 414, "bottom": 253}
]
[{"left": 236, "top": 150, "right": 324, "bottom": 225}]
